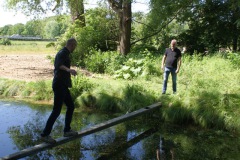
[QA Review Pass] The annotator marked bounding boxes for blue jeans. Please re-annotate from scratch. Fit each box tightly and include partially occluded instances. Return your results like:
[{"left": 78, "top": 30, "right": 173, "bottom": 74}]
[{"left": 162, "top": 67, "right": 177, "bottom": 93}]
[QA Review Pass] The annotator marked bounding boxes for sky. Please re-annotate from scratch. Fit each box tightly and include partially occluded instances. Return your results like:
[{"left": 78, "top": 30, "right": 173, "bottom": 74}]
[{"left": 0, "top": 0, "right": 149, "bottom": 27}]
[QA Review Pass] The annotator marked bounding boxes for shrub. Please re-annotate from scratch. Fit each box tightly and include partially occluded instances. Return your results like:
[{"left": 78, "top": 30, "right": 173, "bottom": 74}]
[
  {"left": 0, "top": 38, "right": 11, "bottom": 45},
  {"left": 84, "top": 50, "right": 112, "bottom": 73},
  {"left": 113, "top": 50, "right": 161, "bottom": 79},
  {"left": 70, "top": 74, "right": 94, "bottom": 102}
]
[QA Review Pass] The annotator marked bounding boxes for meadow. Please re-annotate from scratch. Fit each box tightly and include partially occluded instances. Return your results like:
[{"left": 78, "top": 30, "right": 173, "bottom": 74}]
[
  {"left": 0, "top": 40, "right": 55, "bottom": 55},
  {"left": 0, "top": 40, "right": 240, "bottom": 134}
]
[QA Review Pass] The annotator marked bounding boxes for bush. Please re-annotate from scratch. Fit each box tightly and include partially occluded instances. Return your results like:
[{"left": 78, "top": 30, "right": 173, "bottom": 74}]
[
  {"left": 0, "top": 38, "right": 11, "bottom": 45},
  {"left": 113, "top": 50, "right": 161, "bottom": 79},
  {"left": 84, "top": 50, "right": 112, "bottom": 73},
  {"left": 70, "top": 74, "right": 94, "bottom": 102}
]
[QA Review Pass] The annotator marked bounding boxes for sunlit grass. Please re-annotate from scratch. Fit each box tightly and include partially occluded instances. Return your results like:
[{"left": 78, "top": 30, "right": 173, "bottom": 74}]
[
  {"left": 1, "top": 53, "right": 240, "bottom": 133},
  {"left": 0, "top": 40, "right": 56, "bottom": 55}
]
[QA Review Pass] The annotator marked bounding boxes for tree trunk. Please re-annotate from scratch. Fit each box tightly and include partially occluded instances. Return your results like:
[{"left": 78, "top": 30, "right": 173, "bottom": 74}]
[
  {"left": 119, "top": 1, "right": 132, "bottom": 55},
  {"left": 69, "top": 0, "right": 85, "bottom": 27},
  {"left": 107, "top": 0, "right": 132, "bottom": 55},
  {"left": 231, "top": 0, "right": 239, "bottom": 52}
]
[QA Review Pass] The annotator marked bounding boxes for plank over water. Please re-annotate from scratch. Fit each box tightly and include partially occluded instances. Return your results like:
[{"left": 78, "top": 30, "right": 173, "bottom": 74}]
[{"left": 1, "top": 102, "right": 161, "bottom": 160}]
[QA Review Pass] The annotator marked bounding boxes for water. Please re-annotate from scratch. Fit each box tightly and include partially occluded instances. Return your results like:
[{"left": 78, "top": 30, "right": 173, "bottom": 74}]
[{"left": 0, "top": 100, "right": 240, "bottom": 159}]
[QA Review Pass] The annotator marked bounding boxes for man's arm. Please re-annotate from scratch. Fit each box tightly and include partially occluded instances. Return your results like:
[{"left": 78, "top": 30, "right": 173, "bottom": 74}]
[
  {"left": 60, "top": 65, "right": 77, "bottom": 76},
  {"left": 175, "top": 57, "right": 182, "bottom": 73},
  {"left": 161, "top": 55, "right": 167, "bottom": 71}
]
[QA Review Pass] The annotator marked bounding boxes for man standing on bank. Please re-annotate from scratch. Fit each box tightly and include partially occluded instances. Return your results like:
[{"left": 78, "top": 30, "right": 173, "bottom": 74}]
[
  {"left": 161, "top": 39, "right": 182, "bottom": 94},
  {"left": 41, "top": 38, "right": 78, "bottom": 143}
]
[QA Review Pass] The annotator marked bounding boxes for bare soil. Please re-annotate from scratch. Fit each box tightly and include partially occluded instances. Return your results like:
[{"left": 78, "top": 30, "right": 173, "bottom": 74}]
[
  {"left": 0, "top": 54, "right": 54, "bottom": 81},
  {"left": 0, "top": 54, "right": 93, "bottom": 81}
]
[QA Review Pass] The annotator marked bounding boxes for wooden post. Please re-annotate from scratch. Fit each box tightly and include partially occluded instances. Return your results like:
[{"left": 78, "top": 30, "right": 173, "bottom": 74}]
[{"left": 1, "top": 102, "right": 161, "bottom": 160}]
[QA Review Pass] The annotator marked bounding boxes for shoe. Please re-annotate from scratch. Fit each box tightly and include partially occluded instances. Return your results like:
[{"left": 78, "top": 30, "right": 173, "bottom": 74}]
[
  {"left": 64, "top": 130, "right": 78, "bottom": 137},
  {"left": 41, "top": 135, "right": 56, "bottom": 144}
]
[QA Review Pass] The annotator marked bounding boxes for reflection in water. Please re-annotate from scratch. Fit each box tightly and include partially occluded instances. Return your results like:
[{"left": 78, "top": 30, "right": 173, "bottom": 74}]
[
  {"left": 1, "top": 101, "right": 240, "bottom": 159},
  {"left": 156, "top": 136, "right": 175, "bottom": 160}
]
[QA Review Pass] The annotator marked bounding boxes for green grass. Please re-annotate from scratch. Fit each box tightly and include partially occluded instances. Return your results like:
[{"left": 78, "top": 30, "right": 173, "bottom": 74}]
[
  {"left": 0, "top": 40, "right": 56, "bottom": 55},
  {"left": 1, "top": 53, "right": 240, "bottom": 133}
]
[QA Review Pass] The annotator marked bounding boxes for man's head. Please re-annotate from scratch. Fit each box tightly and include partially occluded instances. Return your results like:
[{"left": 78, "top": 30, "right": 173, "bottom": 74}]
[
  {"left": 170, "top": 39, "right": 177, "bottom": 49},
  {"left": 66, "top": 38, "right": 77, "bottom": 53}
]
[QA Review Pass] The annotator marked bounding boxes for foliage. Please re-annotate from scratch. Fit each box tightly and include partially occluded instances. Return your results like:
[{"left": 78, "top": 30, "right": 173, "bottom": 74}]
[
  {"left": 2, "top": 48, "right": 240, "bottom": 133},
  {"left": 84, "top": 50, "right": 113, "bottom": 73},
  {"left": 0, "top": 38, "right": 11, "bottom": 45},
  {"left": 56, "top": 5, "right": 119, "bottom": 66},
  {"left": 44, "top": 21, "right": 62, "bottom": 39},
  {"left": 177, "top": 0, "right": 240, "bottom": 53},
  {"left": 119, "top": 84, "right": 156, "bottom": 112},
  {"left": 0, "top": 15, "right": 69, "bottom": 39},
  {"left": 227, "top": 52, "right": 240, "bottom": 68},
  {"left": 70, "top": 74, "right": 94, "bottom": 102},
  {"left": 82, "top": 49, "right": 161, "bottom": 79},
  {"left": 22, "top": 20, "right": 42, "bottom": 36},
  {"left": 113, "top": 50, "right": 161, "bottom": 79},
  {"left": 114, "top": 58, "right": 145, "bottom": 79},
  {"left": 32, "top": 81, "right": 52, "bottom": 100}
]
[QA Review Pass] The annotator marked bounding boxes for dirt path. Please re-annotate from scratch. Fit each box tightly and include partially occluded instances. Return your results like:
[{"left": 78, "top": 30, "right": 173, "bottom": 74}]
[{"left": 0, "top": 54, "right": 54, "bottom": 81}]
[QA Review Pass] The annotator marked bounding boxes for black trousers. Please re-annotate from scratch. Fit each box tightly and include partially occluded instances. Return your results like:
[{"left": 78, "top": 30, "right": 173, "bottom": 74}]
[{"left": 41, "top": 85, "right": 75, "bottom": 136}]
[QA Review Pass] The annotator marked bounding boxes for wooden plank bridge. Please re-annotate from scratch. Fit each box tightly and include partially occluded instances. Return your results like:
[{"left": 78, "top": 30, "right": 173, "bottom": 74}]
[{"left": 0, "top": 102, "right": 161, "bottom": 160}]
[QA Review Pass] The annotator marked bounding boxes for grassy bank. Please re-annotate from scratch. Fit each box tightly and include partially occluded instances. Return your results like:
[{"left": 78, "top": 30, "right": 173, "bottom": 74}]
[{"left": 0, "top": 53, "right": 240, "bottom": 133}]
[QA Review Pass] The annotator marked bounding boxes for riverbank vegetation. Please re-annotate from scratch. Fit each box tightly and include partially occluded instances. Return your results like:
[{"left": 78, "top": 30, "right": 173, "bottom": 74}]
[
  {"left": 1, "top": 0, "right": 240, "bottom": 135},
  {"left": 1, "top": 51, "right": 240, "bottom": 134}
]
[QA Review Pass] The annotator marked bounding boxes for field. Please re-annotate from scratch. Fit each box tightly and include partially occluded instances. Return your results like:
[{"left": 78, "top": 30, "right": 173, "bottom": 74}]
[{"left": 0, "top": 40, "right": 55, "bottom": 81}]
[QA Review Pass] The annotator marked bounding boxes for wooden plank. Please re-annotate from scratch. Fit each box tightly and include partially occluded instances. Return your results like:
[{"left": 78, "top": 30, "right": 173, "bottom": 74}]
[{"left": 0, "top": 102, "right": 161, "bottom": 160}]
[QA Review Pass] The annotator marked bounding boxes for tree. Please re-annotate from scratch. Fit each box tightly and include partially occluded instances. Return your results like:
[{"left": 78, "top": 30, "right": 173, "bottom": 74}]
[
  {"left": 22, "top": 20, "right": 42, "bottom": 36},
  {"left": 5, "top": 0, "right": 85, "bottom": 26},
  {"left": 146, "top": 0, "right": 240, "bottom": 53},
  {"left": 12, "top": 23, "right": 25, "bottom": 35},
  {"left": 178, "top": 0, "right": 240, "bottom": 53},
  {"left": 107, "top": 0, "right": 132, "bottom": 55},
  {"left": 44, "top": 20, "right": 61, "bottom": 39},
  {"left": 0, "top": 25, "right": 12, "bottom": 35}
]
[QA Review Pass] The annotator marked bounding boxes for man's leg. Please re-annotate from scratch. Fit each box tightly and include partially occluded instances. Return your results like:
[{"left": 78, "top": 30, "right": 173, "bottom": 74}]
[
  {"left": 171, "top": 68, "right": 177, "bottom": 93},
  {"left": 162, "top": 67, "right": 170, "bottom": 94},
  {"left": 41, "top": 87, "right": 65, "bottom": 137},
  {"left": 63, "top": 88, "right": 75, "bottom": 132}
]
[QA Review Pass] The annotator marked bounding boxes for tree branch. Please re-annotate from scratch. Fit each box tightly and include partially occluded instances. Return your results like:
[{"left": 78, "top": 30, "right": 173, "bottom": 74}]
[
  {"left": 131, "top": 4, "right": 187, "bottom": 45},
  {"left": 132, "top": 18, "right": 155, "bottom": 31}
]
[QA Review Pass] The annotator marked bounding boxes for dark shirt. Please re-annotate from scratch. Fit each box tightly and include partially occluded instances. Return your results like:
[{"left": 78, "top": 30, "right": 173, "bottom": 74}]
[
  {"left": 164, "top": 48, "right": 181, "bottom": 68},
  {"left": 52, "top": 47, "right": 72, "bottom": 88}
]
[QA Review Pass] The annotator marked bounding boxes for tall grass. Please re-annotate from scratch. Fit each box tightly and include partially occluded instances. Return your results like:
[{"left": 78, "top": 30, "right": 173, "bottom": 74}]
[{"left": 1, "top": 53, "right": 240, "bottom": 133}]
